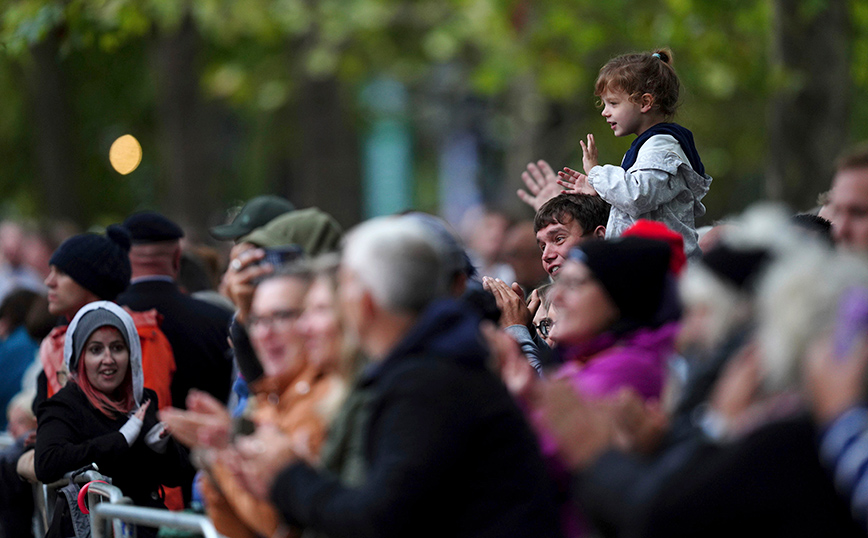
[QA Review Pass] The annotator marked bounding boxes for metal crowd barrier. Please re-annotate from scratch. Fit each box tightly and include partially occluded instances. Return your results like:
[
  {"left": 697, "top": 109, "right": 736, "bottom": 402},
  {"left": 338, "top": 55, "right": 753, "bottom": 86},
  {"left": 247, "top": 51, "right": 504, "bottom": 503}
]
[
  {"left": 89, "top": 501, "right": 221, "bottom": 538},
  {"left": 82, "top": 476, "right": 222, "bottom": 538},
  {"left": 37, "top": 465, "right": 222, "bottom": 538}
]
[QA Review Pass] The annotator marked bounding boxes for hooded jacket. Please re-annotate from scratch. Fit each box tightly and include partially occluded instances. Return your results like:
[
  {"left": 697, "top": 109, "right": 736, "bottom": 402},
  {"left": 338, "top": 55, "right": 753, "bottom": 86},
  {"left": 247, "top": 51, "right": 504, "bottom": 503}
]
[
  {"left": 588, "top": 127, "right": 713, "bottom": 259},
  {"left": 35, "top": 301, "right": 193, "bottom": 508}
]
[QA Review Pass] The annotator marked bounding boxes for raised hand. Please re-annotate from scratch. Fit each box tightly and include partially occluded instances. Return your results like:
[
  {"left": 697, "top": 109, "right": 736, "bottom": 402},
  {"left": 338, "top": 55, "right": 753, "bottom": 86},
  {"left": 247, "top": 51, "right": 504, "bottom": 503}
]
[
  {"left": 526, "top": 288, "right": 542, "bottom": 320},
  {"left": 482, "top": 322, "right": 536, "bottom": 400},
  {"left": 580, "top": 134, "right": 599, "bottom": 174},
  {"left": 517, "top": 160, "right": 564, "bottom": 211},
  {"left": 608, "top": 388, "right": 668, "bottom": 455},
  {"left": 133, "top": 399, "right": 151, "bottom": 421},
  {"left": 557, "top": 167, "right": 598, "bottom": 196},
  {"left": 221, "top": 247, "right": 273, "bottom": 324},
  {"left": 708, "top": 341, "right": 762, "bottom": 434},
  {"left": 159, "top": 390, "right": 232, "bottom": 450}
]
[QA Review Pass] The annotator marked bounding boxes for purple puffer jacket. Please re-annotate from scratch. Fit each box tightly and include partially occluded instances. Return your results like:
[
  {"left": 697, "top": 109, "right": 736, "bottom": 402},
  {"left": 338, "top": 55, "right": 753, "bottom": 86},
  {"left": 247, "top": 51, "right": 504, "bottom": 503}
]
[
  {"left": 553, "top": 321, "right": 679, "bottom": 401},
  {"left": 533, "top": 321, "right": 679, "bottom": 538}
]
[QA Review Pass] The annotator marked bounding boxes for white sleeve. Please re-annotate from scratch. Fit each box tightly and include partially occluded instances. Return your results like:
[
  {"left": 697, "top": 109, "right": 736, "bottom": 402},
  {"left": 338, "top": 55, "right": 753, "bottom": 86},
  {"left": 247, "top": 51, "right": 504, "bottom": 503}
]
[
  {"left": 588, "top": 135, "right": 688, "bottom": 217},
  {"left": 118, "top": 415, "right": 143, "bottom": 446},
  {"left": 144, "top": 423, "right": 170, "bottom": 454}
]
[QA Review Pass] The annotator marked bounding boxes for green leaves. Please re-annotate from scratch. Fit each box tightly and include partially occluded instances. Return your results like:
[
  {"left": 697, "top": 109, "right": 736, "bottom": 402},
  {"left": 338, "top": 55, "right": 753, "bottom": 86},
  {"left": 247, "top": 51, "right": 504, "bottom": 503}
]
[
  {"left": 2, "top": 2, "right": 65, "bottom": 54},
  {"left": 0, "top": 0, "right": 866, "bottom": 224}
]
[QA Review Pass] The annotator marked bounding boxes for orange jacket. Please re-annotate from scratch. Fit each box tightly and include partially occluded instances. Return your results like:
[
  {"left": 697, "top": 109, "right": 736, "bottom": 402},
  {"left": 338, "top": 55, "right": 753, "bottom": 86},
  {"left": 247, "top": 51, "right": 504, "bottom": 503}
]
[{"left": 203, "top": 361, "right": 345, "bottom": 538}]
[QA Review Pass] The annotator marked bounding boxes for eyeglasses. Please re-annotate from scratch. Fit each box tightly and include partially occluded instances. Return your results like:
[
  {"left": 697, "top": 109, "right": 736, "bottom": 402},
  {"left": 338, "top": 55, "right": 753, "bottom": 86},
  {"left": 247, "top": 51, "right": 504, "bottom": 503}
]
[
  {"left": 247, "top": 309, "right": 302, "bottom": 331},
  {"left": 534, "top": 318, "right": 554, "bottom": 337}
]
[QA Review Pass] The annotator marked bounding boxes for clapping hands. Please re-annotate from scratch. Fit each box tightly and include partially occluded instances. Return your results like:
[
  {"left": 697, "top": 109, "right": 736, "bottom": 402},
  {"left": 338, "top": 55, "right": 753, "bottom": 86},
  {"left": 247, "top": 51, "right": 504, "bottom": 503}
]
[{"left": 159, "top": 390, "right": 232, "bottom": 450}]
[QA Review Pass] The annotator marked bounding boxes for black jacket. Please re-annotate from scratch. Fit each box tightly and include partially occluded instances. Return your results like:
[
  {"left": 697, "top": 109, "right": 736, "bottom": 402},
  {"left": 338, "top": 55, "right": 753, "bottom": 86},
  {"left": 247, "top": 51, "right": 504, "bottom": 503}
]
[
  {"left": 582, "top": 414, "right": 864, "bottom": 538},
  {"left": 117, "top": 279, "right": 232, "bottom": 407},
  {"left": 271, "top": 299, "right": 563, "bottom": 538},
  {"left": 35, "top": 384, "right": 193, "bottom": 509}
]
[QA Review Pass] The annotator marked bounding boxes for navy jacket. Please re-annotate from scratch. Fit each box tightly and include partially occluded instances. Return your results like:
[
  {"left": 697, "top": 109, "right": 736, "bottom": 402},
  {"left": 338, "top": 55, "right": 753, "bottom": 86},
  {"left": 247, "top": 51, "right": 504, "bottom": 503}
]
[{"left": 271, "top": 299, "right": 563, "bottom": 538}]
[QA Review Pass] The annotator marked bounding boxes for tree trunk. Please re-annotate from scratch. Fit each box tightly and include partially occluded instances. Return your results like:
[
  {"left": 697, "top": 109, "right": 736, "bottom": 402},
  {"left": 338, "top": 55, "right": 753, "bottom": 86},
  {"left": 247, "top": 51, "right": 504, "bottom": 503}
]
[
  {"left": 504, "top": 73, "right": 545, "bottom": 218},
  {"left": 767, "top": 0, "right": 849, "bottom": 209},
  {"left": 27, "top": 30, "right": 82, "bottom": 224},
  {"left": 289, "top": 75, "right": 362, "bottom": 229},
  {"left": 151, "top": 15, "right": 217, "bottom": 241}
]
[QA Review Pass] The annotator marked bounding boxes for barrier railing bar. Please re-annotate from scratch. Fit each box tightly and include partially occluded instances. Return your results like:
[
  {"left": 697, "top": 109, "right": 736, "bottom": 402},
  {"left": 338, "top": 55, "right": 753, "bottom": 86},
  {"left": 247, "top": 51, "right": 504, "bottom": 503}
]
[
  {"left": 91, "top": 503, "right": 221, "bottom": 538},
  {"left": 85, "top": 480, "right": 130, "bottom": 538},
  {"left": 86, "top": 480, "right": 125, "bottom": 504}
]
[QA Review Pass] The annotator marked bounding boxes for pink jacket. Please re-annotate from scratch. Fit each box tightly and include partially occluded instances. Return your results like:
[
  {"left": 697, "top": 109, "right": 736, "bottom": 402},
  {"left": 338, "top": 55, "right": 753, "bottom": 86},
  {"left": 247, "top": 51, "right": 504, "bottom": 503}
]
[
  {"left": 554, "top": 322, "right": 679, "bottom": 401},
  {"left": 534, "top": 322, "right": 679, "bottom": 538}
]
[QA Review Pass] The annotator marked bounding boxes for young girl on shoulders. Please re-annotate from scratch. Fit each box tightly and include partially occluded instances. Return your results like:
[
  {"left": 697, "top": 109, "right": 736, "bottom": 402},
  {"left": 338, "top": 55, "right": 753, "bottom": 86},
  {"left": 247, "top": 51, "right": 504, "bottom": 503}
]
[{"left": 560, "top": 48, "right": 712, "bottom": 259}]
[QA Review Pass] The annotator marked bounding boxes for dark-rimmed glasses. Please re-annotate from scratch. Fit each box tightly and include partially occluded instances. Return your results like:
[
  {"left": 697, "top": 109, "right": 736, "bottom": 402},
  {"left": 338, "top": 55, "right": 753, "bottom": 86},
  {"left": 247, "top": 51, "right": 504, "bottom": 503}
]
[{"left": 534, "top": 317, "right": 554, "bottom": 337}]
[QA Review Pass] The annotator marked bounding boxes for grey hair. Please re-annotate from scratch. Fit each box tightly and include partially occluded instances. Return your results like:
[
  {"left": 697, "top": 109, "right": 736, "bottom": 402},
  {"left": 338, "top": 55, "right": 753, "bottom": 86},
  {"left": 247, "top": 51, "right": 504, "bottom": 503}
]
[
  {"left": 757, "top": 246, "right": 868, "bottom": 392},
  {"left": 680, "top": 203, "right": 792, "bottom": 353},
  {"left": 722, "top": 203, "right": 803, "bottom": 254},
  {"left": 706, "top": 203, "right": 868, "bottom": 393},
  {"left": 341, "top": 217, "right": 447, "bottom": 314}
]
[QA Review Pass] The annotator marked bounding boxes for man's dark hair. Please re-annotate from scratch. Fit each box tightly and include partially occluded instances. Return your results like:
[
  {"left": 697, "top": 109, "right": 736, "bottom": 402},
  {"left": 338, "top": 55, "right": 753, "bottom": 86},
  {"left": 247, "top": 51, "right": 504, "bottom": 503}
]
[{"left": 533, "top": 194, "right": 610, "bottom": 234}]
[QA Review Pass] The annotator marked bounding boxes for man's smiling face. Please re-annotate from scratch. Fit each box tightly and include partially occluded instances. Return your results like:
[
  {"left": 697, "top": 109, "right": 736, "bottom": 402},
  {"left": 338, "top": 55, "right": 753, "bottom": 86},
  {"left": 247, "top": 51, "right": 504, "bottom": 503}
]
[{"left": 535, "top": 217, "right": 588, "bottom": 277}]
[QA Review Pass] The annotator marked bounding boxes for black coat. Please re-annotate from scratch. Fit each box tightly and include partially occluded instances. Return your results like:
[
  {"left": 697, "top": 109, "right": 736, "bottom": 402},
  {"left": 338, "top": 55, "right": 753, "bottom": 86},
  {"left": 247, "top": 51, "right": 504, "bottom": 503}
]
[
  {"left": 582, "top": 414, "right": 865, "bottom": 538},
  {"left": 35, "top": 384, "right": 193, "bottom": 509},
  {"left": 271, "top": 299, "right": 563, "bottom": 538},
  {"left": 117, "top": 280, "right": 232, "bottom": 407},
  {"left": 576, "top": 329, "right": 752, "bottom": 537}
]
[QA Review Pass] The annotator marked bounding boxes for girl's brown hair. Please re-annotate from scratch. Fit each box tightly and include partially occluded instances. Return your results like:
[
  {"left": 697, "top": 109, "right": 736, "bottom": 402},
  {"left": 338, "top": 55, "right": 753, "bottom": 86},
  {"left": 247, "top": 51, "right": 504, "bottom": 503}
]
[{"left": 594, "top": 48, "right": 680, "bottom": 118}]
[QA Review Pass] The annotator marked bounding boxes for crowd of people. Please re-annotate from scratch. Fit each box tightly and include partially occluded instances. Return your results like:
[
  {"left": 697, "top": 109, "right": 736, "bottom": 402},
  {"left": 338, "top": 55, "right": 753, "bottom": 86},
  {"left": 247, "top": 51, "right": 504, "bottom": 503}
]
[{"left": 2, "top": 47, "right": 868, "bottom": 538}]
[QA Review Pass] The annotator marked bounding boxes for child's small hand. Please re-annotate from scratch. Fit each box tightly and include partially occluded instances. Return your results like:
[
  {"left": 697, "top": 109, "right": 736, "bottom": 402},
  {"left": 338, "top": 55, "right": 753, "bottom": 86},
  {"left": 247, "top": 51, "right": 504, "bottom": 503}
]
[
  {"left": 580, "top": 134, "right": 599, "bottom": 174},
  {"left": 557, "top": 167, "right": 598, "bottom": 196}
]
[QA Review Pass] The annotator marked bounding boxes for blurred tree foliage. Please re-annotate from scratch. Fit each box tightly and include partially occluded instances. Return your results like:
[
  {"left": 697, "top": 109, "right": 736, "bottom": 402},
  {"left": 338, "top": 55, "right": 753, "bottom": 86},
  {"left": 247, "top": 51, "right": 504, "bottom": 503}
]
[{"left": 0, "top": 0, "right": 865, "bottom": 235}]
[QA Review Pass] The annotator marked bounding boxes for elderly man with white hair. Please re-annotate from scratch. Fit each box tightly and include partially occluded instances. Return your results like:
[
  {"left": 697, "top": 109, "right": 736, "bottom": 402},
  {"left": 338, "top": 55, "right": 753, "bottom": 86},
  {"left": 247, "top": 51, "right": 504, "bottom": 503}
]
[{"left": 236, "top": 216, "right": 560, "bottom": 538}]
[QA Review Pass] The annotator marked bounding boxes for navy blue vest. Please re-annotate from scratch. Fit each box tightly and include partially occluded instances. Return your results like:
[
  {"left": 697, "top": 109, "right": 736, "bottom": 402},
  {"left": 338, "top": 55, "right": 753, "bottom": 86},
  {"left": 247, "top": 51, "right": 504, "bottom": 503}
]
[{"left": 621, "top": 122, "right": 705, "bottom": 176}]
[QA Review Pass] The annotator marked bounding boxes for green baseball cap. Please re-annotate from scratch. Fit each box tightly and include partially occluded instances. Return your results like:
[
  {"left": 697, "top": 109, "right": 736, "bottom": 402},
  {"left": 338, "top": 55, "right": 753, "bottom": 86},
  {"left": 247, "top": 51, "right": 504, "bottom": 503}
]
[
  {"left": 239, "top": 207, "right": 343, "bottom": 256},
  {"left": 209, "top": 195, "right": 295, "bottom": 241}
]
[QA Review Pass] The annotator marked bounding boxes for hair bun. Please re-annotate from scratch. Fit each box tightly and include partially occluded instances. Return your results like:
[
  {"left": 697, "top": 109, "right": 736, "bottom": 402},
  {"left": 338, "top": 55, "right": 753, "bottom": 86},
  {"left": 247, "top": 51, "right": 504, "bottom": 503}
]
[
  {"left": 106, "top": 224, "right": 132, "bottom": 252},
  {"left": 652, "top": 49, "right": 672, "bottom": 65}
]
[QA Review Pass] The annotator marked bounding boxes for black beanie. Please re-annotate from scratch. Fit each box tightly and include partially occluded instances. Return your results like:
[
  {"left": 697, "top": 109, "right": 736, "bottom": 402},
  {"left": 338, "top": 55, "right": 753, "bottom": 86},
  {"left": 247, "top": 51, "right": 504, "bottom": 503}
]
[
  {"left": 49, "top": 225, "right": 132, "bottom": 301},
  {"left": 570, "top": 237, "right": 672, "bottom": 324},
  {"left": 700, "top": 244, "right": 770, "bottom": 292}
]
